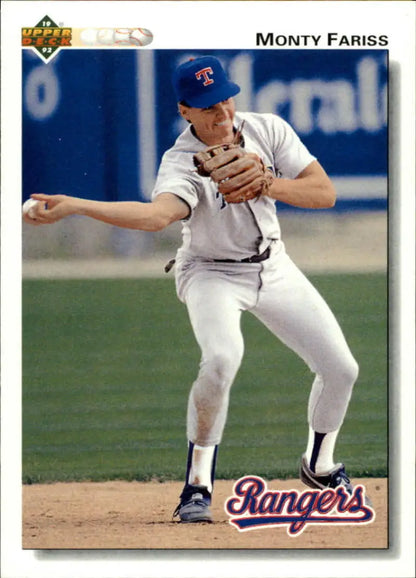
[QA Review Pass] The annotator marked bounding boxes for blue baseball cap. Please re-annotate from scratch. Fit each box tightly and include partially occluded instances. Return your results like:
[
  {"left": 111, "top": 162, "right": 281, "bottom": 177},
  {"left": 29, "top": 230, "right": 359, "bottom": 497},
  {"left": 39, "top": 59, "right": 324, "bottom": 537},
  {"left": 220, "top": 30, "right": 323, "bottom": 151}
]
[{"left": 172, "top": 56, "right": 240, "bottom": 108}]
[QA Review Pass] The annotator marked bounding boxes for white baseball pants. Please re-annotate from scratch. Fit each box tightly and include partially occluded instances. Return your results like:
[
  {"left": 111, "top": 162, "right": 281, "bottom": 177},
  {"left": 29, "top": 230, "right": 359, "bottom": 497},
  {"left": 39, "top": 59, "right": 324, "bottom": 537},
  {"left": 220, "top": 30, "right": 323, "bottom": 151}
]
[{"left": 176, "top": 242, "right": 359, "bottom": 447}]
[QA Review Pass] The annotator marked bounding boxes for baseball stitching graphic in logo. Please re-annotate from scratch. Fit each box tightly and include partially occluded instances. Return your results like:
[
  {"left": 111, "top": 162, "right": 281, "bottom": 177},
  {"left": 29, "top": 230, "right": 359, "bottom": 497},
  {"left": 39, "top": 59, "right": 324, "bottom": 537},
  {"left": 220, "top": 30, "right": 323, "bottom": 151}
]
[
  {"left": 77, "top": 28, "right": 153, "bottom": 48},
  {"left": 225, "top": 476, "right": 375, "bottom": 536}
]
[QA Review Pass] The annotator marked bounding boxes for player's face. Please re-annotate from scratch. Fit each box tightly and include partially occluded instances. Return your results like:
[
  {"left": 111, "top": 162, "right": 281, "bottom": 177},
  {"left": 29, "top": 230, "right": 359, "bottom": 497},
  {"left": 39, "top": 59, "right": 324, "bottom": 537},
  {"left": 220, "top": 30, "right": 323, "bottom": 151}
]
[{"left": 179, "top": 99, "right": 236, "bottom": 146}]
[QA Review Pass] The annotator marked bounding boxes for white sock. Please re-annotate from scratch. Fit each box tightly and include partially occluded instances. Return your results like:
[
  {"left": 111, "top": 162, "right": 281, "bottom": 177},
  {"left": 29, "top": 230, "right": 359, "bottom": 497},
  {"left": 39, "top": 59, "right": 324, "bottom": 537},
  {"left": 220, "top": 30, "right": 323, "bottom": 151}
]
[
  {"left": 188, "top": 444, "right": 216, "bottom": 493},
  {"left": 305, "top": 427, "right": 340, "bottom": 474}
]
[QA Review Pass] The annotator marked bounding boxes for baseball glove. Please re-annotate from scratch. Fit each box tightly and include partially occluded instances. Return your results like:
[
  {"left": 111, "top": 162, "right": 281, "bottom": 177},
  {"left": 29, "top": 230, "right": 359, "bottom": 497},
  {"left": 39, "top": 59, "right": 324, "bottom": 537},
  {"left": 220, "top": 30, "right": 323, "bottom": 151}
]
[{"left": 193, "top": 143, "right": 274, "bottom": 204}]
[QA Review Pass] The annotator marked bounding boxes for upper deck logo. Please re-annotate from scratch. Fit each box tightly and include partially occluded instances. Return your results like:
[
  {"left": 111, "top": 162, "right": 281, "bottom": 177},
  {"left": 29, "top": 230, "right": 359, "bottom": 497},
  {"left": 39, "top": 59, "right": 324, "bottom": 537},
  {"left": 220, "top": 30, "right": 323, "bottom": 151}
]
[{"left": 22, "top": 16, "right": 72, "bottom": 62}]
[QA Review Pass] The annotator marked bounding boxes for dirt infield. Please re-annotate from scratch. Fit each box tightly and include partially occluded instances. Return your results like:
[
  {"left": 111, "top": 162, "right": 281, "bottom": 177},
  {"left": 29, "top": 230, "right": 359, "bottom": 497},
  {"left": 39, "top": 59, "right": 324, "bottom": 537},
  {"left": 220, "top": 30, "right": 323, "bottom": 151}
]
[{"left": 23, "top": 478, "right": 387, "bottom": 550}]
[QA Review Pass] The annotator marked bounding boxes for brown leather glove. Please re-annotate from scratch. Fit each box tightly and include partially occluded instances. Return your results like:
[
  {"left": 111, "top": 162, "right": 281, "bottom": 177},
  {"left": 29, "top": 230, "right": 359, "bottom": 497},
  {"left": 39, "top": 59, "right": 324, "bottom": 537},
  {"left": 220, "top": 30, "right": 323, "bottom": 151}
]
[{"left": 193, "top": 143, "right": 274, "bottom": 203}]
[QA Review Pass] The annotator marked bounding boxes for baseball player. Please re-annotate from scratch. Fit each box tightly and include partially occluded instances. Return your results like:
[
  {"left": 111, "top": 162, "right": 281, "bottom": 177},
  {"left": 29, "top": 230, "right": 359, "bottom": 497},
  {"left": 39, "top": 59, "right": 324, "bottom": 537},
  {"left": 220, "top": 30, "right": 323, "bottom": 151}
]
[{"left": 25, "top": 55, "right": 361, "bottom": 523}]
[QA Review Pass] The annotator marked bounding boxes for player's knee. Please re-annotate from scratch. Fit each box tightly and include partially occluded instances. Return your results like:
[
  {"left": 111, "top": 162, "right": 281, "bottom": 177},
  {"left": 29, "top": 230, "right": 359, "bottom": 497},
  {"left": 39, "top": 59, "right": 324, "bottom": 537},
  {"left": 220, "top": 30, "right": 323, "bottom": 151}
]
[
  {"left": 335, "top": 355, "right": 359, "bottom": 392},
  {"left": 343, "top": 356, "right": 359, "bottom": 385},
  {"left": 202, "top": 350, "right": 242, "bottom": 389},
  {"left": 320, "top": 354, "right": 359, "bottom": 396}
]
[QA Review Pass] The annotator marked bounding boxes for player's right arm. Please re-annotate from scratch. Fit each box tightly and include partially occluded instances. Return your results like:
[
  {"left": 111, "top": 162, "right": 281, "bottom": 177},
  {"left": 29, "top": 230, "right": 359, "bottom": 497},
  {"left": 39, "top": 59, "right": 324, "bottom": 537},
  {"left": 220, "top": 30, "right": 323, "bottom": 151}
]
[{"left": 24, "top": 192, "right": 190, "bottom": 231}]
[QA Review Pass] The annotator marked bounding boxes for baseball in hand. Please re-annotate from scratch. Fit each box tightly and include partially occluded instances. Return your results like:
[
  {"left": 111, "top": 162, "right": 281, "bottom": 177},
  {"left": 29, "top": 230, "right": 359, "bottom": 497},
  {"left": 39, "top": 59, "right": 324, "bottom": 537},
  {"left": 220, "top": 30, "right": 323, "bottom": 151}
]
[{"left": 22, "top": 198, "right": 42, "bottom": 220}]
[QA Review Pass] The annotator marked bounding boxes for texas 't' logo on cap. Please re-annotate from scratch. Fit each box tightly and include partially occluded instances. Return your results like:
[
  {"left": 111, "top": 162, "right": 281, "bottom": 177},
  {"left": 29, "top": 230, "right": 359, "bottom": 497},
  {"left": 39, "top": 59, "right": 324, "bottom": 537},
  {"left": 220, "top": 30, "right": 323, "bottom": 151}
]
[
  {"left": 195, "top": 67, "right": 214, "bottom": 86},
  {"left": 172, "top": 55, "right": 241, "bottom": 108}
]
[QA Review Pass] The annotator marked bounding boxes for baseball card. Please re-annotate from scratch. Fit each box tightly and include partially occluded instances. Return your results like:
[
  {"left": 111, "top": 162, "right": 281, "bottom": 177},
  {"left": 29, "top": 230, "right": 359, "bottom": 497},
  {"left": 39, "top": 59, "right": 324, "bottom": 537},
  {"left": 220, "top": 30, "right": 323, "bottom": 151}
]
[{"left": 1, "top": 1, "right": 415, "bottom": 577}]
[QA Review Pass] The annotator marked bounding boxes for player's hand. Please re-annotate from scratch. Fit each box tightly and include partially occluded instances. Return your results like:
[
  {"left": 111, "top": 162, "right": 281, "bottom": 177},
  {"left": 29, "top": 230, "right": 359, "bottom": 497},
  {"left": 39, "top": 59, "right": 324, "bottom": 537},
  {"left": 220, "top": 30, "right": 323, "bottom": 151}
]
[
  {"left": 24, "top": 193, "right": 77, "bottom": 225},
  {"left": 212, "top": 153, "right": 273, "bottom": 203},
  {"left": 193, "top": 144, "right": 274, "bottom": 204}
]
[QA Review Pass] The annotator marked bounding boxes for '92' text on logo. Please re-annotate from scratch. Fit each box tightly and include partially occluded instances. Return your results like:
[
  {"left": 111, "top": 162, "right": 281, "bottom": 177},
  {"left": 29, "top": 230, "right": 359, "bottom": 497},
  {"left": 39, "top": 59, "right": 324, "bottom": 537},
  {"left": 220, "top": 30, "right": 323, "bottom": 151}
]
[{"left": 22, "top": 28, "right": 72, "bottom": 47}]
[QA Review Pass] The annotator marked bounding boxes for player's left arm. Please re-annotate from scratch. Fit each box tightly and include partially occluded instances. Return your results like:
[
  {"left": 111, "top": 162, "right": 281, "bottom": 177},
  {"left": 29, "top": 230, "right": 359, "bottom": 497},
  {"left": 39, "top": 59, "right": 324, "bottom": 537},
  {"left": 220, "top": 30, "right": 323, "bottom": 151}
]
[{"left": 265, "top": 160, "right": 336, "bottom": 209}]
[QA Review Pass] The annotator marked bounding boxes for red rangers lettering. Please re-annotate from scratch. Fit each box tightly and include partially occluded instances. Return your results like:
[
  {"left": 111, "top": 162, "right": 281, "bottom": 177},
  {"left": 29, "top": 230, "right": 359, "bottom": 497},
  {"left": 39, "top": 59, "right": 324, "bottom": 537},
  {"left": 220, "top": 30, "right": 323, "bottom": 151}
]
[
  {"left": 195, "top": 67, "right": 215, "bottom": 86},
  {"left": 225, "top": 476, "right": 375, "bottom": 535}
]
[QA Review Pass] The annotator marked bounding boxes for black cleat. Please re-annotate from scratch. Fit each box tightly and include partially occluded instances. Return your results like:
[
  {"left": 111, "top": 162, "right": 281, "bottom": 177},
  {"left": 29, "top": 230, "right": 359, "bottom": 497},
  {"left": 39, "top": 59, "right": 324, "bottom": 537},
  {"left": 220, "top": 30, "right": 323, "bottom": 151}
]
[
  {"left": 300, "top": 455, "right": 372, "bottom": 505},
  {"left": 173, "top": 484, "right": 213, "bottom": 523},
  {"left": 300, "top": 454, "right": 354, "bottom": 492}
]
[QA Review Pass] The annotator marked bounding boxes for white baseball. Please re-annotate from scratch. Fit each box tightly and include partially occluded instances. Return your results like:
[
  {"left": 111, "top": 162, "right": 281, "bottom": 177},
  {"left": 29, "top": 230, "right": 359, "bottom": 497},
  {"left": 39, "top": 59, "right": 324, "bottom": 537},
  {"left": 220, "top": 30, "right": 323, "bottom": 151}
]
[
  {"left": 129, "top": 28, "right": 153, "bottom": 47},
  {"left": 97, "top": 28, "right": 115, "bottom": 46},
  {"left": 114, "top": 28, "right": 132, "bottom": 46},
  {"left": 80, "top": 28, "right": 98, "bottom": 46},
  {"left": 22, "top": 198, "right": 41, "bottom": 219}
]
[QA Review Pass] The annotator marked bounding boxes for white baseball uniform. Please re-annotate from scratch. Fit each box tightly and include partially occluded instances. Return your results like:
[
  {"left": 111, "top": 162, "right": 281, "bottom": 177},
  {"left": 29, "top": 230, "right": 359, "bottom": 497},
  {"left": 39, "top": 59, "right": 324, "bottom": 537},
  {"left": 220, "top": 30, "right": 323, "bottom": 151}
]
[{"left": 152, "top": 111, "right": 358, "bottom": 447}]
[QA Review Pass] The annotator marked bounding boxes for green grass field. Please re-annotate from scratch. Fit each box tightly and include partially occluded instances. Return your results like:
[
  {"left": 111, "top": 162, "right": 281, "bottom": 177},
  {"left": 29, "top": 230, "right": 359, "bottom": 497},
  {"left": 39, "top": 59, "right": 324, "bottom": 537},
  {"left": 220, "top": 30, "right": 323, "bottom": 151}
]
[{"left": 22, "top": 273, "right": 387, "bottom": 483}]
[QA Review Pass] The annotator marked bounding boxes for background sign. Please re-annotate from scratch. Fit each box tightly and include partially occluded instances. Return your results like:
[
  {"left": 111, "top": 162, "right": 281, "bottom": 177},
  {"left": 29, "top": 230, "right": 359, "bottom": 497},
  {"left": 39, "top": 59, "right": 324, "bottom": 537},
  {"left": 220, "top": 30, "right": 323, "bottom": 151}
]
[{"left": 22, "top": 48, "right": 388, "bottom": 210}]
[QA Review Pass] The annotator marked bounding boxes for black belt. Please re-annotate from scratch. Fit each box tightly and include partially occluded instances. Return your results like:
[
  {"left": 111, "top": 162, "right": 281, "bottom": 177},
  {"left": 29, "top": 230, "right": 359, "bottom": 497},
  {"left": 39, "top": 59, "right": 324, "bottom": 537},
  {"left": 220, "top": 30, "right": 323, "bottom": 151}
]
[
  {"left": 213, "top": 246, "right": 271, "bottom": 264},
  {"left": 164, "top": 246, "right": 271, "bottom": 273}
]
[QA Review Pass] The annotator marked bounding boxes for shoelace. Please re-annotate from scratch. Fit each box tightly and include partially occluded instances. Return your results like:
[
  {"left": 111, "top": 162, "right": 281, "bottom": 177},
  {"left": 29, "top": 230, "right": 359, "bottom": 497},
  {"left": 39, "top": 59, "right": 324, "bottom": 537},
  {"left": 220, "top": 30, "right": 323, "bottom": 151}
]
[{"left": 332, "top": 468, "right": 352, "bottom": 488}]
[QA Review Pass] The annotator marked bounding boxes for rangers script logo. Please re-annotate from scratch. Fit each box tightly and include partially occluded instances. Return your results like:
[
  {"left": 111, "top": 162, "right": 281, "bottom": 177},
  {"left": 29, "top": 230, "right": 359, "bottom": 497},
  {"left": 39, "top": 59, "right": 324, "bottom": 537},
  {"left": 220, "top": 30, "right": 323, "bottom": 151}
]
[{"left": 225, "top": 476, "right": 375, "bottom": 536}]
